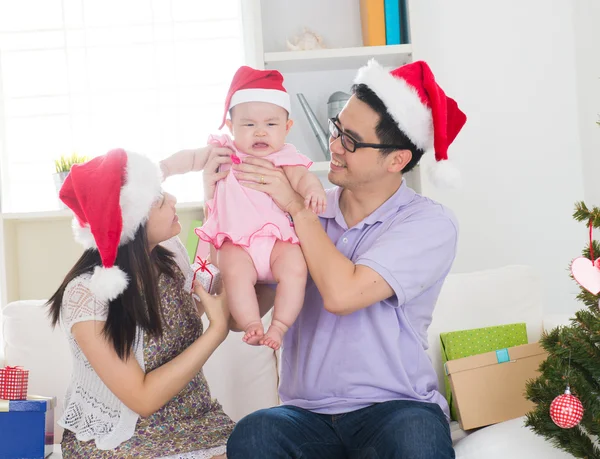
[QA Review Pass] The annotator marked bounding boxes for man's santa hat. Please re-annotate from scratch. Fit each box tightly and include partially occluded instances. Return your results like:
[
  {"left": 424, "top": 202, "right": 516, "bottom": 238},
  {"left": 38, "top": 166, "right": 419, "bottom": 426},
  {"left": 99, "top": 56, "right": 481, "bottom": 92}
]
[
  {"left": 219, "top": 65, "right": 291, "bottom": 129},
  {"left": 354, "top": 59, "right": 467, "bottom": 188},
  {"left": 59, "top": 148, "right": 163, "bottom": 302}
]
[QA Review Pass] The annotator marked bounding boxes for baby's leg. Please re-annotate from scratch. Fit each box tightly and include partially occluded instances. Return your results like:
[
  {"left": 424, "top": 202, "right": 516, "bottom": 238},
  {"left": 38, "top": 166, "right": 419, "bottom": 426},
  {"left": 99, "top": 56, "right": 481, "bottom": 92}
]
[
  {"left": 261, "top": 241, "right": 308, "bottom": 350},
  {"left": 217, "top": 242, "right": 263, "bottom": 345}
]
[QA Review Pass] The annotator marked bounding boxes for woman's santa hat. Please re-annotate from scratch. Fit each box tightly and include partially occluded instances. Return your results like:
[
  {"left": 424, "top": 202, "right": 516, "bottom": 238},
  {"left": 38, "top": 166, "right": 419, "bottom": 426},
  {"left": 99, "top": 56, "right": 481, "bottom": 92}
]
[
  {"left": 354, "top": 59, "right": 467, "bottom": 188},
  {"left": 219, "top": 65, "right": 291, "bottom": 129},
  {"left": 59, "top": 148, "right": 163, "bottom": 302}
]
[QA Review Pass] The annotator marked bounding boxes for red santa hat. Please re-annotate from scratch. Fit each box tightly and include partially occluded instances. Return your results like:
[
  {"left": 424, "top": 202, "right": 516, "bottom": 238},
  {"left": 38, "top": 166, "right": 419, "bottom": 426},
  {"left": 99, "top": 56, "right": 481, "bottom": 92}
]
[
  {"left": 354, "top": 59, "right": 467, "bottom": 188},
  {"left": 219, "top": 65, "right": 291, "bottom": 129},
  {"left": 59, "top": 148, "right": 163, "bottom": 302}
]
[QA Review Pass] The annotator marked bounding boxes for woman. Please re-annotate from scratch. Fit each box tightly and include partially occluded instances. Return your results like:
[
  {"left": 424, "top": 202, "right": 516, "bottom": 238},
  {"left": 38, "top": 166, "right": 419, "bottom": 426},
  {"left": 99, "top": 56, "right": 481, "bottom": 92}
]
[{"left": 48, "top": 146, "right": 235, "bottom": 458}]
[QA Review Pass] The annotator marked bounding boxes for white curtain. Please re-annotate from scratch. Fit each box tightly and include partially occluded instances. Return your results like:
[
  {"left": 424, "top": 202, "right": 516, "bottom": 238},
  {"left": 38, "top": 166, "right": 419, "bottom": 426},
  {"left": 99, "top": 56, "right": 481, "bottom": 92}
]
[{"left": 0, "top": 0, "right": 245, "bottom": 212}]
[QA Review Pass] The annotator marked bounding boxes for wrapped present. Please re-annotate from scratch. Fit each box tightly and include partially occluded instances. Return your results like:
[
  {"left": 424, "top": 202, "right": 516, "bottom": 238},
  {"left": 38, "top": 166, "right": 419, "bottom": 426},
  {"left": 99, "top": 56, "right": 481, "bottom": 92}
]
[
  {"left": 0, "top": 395, "right": 56, "bottom": 458},
  {"left": 184, "top": 256, "right": 221, "bottom": 298},
  {"left": 0, "top": 365, "right": 29, "bottom": 400},
  {"left": 440, "top": 323, "right": 528, "bottom": 421},
  {"left": 445, "top": 343, "right": 547, "bottom": 430}
]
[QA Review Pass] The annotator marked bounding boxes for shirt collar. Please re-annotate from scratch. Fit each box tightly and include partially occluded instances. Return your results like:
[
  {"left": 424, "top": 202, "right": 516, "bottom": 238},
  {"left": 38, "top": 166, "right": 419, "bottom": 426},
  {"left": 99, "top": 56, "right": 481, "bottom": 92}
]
[{"left": 321, "top": 179, "right": 416, "bottom": 229}]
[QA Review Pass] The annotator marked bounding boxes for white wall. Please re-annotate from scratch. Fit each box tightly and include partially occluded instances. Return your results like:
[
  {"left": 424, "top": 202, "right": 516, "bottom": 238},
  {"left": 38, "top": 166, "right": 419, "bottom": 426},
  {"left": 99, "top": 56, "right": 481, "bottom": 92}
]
[
  {"left": 410, "top": 0, "right": 586, "bottom": 315},
  {"left": 573, "top": 0, "right": 600, "bottom": 206},
  {"left": 1, "top": 206, "right": 203, "bottom": 303}
]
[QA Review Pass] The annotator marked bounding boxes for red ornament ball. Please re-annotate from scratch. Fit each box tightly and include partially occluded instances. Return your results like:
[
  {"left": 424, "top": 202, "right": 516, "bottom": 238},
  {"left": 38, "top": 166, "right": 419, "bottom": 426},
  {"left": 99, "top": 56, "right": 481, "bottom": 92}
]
[
  {"left": 595, "top": 258, "right": 600, "bottom": 270},
  {"left": 550, "top": 388, "right": 584, "bottom": 429}
]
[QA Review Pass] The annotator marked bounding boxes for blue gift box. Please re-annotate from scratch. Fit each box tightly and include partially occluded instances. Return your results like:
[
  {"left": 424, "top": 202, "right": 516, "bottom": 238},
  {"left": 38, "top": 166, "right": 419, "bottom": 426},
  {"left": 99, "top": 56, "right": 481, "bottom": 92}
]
[{"left": 0, "top": 396, "right": 56, "bottom": 459}]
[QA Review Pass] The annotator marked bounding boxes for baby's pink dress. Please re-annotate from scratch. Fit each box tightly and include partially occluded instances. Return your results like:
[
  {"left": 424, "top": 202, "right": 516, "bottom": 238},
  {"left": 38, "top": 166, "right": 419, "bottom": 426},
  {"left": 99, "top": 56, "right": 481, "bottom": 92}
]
[{"left": 196, "top": 134, "right": 313, "bottom": 281}]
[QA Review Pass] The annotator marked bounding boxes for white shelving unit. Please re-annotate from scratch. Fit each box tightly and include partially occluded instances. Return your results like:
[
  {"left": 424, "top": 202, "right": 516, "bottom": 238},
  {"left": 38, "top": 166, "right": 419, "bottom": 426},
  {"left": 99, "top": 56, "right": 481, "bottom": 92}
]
[
  {"left": 244, "top": 0, "right": 418, "bottom": 188},
  {"left": 264, "top": 44, "right": 412, "bottom": 73}
]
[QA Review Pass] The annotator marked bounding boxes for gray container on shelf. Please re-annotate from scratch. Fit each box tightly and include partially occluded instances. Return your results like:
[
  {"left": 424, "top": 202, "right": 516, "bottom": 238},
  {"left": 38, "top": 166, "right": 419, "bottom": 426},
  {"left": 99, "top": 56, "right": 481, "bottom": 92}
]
[
  {"left": 53, "top": 171, "right": 69, "bottom": 194},
  {"left": 327, "top": 91, "right": 350, "bottom": 120},
  {"left": 296, "top": 92, "right": 351, "bottom": 161},
  {"left": 297, "top": 93, "right": 330, "bottom": 160}
]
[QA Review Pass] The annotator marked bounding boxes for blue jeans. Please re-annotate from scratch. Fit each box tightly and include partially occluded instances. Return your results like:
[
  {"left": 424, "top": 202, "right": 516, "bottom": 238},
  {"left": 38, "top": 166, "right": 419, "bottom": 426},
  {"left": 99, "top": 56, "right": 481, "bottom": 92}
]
[{"left": 227, "top": 400, "right": 455, "bottom": 459}]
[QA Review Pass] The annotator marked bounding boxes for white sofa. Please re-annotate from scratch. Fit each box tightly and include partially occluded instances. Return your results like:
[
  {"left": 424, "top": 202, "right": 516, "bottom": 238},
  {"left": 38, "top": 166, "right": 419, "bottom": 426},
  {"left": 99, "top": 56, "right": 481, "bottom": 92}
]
[{"left": 1, "top": 265, "right": 573, "bottom": 458}]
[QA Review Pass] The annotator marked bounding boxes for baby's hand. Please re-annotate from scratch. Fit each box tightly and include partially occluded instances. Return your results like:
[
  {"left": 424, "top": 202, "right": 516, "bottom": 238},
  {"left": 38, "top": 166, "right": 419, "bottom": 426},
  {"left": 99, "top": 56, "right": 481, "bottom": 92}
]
[{"left": 304, "top": 190, "right": 327, "bottom": 214}]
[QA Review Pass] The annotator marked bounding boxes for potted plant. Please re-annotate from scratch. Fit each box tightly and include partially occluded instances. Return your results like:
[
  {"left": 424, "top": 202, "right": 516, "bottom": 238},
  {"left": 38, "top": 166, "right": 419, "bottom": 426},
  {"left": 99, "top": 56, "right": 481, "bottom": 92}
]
[{"left": 53, "top": 153, "right": 89, "bottom": 194}]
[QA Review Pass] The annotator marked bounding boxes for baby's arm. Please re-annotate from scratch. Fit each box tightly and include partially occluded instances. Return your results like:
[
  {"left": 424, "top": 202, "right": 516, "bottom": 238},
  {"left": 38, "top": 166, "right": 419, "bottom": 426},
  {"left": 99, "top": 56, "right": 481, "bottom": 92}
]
[{"left": 282, "top": 165, "right": 327, "bottom": 214}]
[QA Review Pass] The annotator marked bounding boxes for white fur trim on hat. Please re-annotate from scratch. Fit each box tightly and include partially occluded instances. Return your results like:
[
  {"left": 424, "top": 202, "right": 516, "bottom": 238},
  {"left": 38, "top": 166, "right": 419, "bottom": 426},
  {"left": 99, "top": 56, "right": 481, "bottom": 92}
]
[
  {"left": 72, "top": 219, "right": 96, "bottom": 249},
  {"left": 230, "top": 88, "right": 291, "bottom": 114},
  {"left": 427, "top": 159, "right": 462, "bottom": 189},
  {"left": 354, "top": 59, "right": 432, "bottom": 151},
  {"left": 119, "top": 151, "right": 163, "bottom": 245},
  {"left": 70, "top": 151, "right": 163, "bottom": 249},
  {"left": 89, "top": 265, "right": 129, "bottom": 302}
]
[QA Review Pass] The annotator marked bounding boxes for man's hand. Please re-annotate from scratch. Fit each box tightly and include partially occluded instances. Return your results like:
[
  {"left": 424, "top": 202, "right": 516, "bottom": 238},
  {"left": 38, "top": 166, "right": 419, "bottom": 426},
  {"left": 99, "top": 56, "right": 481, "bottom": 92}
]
[{"left": 232, "top": 157, "right": 305, "bottom": 217}]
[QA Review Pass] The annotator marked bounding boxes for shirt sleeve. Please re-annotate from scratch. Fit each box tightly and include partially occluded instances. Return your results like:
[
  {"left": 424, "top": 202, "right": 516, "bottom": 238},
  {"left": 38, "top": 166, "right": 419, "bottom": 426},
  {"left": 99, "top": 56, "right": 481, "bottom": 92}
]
[
  {"left": 61, "top": 275, "right": 109, "bottom": 335},
  {"left": 355, "top": 209, "right": 458, "bottom": 308}
]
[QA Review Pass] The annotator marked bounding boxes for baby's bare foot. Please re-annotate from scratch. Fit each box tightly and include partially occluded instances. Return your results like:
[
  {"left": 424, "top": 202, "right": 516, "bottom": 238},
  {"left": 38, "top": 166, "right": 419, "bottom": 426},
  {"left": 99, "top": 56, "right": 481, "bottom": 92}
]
[
  {"left": 260, "top": 320, "right": 289, "bottom": 351},
  {"left": 242, "top": 321, "right": 264, "bottom": 346}
]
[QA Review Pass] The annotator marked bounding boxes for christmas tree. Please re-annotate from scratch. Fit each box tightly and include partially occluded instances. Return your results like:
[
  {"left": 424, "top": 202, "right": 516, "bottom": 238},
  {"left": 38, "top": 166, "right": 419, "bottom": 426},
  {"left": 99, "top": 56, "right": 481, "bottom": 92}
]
[{"left": 525, "top": 202, "right": 600, "bottom": 457}]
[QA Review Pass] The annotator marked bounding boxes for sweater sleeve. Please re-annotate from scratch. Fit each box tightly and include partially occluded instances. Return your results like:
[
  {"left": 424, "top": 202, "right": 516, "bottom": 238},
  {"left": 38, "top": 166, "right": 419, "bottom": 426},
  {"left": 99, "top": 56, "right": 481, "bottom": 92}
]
[{"left": 61, "top": 274, "right": 109, "bottom": 335}]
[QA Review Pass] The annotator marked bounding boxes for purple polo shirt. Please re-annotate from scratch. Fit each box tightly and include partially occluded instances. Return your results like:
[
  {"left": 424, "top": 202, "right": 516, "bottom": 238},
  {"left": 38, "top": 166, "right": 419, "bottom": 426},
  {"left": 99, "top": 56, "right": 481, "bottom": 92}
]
[{"left": 279, "top": 181, "right": 458, "bottom": 419}]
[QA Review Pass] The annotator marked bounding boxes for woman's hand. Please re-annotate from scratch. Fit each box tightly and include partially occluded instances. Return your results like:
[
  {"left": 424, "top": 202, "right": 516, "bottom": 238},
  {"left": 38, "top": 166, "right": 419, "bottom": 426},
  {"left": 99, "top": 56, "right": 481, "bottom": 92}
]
[
  {"left": 233, "top": 157, "right": 305, "bottom": 216},
  {"left": 203, "top": 146, "right": 233, "bottom": 201},
  {"left": 193, "top": 281, "right": 230, "bottom": 340}
]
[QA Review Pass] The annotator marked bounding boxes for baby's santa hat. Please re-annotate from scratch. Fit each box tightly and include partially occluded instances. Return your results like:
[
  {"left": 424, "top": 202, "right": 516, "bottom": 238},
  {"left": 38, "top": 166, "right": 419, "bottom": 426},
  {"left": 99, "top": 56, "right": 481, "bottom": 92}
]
[
  {"left": 354, "top": 59, "right": 467, "bottom": 188},
  {"left": 219, "top": 65, "right": 291, "bottom": 129},
  {"left": 59, "top": 149, "right": 163, "bottom": 302}
]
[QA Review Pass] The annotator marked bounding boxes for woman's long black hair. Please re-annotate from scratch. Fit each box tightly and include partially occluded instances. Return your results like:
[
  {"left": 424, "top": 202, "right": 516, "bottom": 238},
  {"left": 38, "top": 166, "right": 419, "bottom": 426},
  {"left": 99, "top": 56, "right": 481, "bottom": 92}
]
[{"left": 47, "top": 225, "right": 178, "bottom": 360}]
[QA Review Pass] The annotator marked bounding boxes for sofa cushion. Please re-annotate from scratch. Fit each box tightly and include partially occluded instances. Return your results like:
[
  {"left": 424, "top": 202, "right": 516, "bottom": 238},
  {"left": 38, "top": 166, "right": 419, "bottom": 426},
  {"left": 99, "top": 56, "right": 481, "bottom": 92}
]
[
  {"left": 453, "top": 417, "right": 572, "bottom": 458},
  {"left": 2, "top": 300, "right": 71, "bottom": 441},
  {"left": 1, "top": 300, "right": 279, "bottom": 442}
]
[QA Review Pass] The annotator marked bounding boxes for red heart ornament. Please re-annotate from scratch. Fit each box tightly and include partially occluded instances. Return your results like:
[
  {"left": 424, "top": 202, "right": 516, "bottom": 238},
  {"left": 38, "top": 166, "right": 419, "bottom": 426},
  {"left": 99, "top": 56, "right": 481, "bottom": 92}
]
[{"left": 571, "top": 257, "right": 600, "bottom": 295}]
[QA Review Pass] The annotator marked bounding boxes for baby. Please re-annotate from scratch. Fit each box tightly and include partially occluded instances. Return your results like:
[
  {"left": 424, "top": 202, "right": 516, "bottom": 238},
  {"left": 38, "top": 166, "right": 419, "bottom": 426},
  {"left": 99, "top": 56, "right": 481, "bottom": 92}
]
[{"left": 196, "top": 66, "right": 326, "bottom": 350}]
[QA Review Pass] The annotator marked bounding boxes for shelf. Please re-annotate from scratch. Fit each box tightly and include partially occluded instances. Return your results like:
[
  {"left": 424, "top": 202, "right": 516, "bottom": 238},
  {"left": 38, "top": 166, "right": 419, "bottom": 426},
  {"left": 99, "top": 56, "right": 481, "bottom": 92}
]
[
  {"left": 1, "top": 201, "right": 204, "bottom": 222},
  {"left": 264, "top": 44, "right": 412, "bottom": 73}
]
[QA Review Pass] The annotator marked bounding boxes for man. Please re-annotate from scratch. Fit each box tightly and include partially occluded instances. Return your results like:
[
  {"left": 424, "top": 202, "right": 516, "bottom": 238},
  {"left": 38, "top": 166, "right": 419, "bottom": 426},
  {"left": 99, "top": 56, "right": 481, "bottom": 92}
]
[{"left": 226, "top": 59, "right": 467, "bottom": 459}]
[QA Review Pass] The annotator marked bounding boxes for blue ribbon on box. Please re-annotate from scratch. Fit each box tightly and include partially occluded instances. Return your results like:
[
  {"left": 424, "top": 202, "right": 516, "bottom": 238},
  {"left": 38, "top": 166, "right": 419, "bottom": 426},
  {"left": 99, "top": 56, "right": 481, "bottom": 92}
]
[{"left": 496, "top": 348, "right": 510, "bottom": 364}]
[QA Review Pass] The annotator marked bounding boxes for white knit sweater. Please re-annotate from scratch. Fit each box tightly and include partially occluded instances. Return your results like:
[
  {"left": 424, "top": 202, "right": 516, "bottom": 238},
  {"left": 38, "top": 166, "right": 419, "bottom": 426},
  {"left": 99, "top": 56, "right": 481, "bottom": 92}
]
[{"left": 57, "top": 237, "right": 226, "bottom": 457}]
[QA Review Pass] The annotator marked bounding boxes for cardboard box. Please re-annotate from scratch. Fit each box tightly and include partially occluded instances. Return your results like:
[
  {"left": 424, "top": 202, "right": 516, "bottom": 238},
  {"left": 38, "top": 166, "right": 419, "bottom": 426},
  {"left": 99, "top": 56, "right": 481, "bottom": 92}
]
[
  {"left": 440, "top": 323, "right": 528, "bottom": 420},
  {"left": 445, "top": 342, "right": 547, "bottom": 430},
  {"left": 0, "top": 396, "right": 56, "bottom": 458}
]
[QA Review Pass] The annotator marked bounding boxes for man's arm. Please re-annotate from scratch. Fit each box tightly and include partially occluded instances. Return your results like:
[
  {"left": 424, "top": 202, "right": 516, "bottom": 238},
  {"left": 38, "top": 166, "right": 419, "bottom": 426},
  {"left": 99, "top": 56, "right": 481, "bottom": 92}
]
[
  {"left": 290, "top": 207, "right": 394, "bottom": 315},
  {"left": 290, "top": 206, "right": 458, "bottom": 315}
]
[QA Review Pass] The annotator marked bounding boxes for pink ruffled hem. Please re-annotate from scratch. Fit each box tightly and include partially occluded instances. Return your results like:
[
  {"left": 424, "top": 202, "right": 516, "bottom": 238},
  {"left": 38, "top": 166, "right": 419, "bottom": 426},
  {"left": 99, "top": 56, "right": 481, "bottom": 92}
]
[{"left": 196, "top": 221, "right": 299, "bottom": 250}]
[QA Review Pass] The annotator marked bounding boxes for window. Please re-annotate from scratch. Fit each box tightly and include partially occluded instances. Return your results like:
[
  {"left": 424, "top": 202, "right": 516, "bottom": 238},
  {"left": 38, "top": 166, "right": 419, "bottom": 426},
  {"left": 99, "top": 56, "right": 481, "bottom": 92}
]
[{"left": 0, "top": 0, "right": 245, "bottom": 212}]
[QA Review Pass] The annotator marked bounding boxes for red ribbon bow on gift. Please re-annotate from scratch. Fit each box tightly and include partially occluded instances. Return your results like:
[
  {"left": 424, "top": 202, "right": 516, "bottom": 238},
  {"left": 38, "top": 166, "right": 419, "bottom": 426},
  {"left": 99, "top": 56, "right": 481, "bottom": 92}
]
[
  {"left": 191, "top": 257, "right": 214, "bottom": 293},
  {"left": 3, "top": 366, "right": 24, "bottom": 372}
]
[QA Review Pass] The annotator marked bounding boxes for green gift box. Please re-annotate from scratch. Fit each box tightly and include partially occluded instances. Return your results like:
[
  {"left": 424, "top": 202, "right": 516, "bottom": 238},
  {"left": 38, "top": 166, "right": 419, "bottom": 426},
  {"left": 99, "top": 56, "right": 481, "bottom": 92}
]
[{"left": 440, "top": 323, "right": 528, "bottom": 421}]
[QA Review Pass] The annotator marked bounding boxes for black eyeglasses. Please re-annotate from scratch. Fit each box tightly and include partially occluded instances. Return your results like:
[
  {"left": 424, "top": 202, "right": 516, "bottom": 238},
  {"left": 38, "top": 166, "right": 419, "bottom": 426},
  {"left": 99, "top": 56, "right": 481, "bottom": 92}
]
[{"left": 328, "top": 117, "right": 407, "bottom": 153}]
